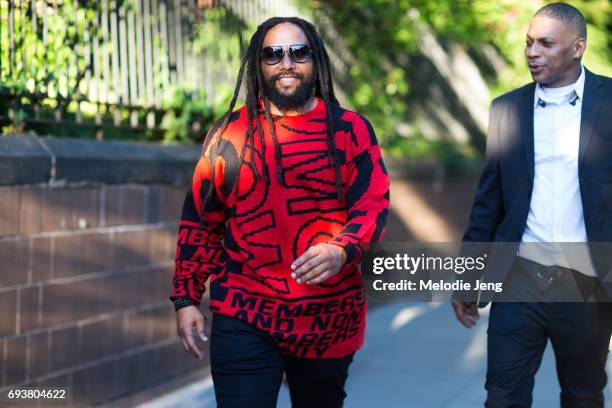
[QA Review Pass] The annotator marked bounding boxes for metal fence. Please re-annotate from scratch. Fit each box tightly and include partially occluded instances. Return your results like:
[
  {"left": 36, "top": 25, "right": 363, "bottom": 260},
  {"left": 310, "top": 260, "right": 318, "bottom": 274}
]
[
  {"left": 0, "top": 0, "right": 356, "bottom": 141},
  {"left": 0, "top": 0, "right": 217, "bottom": 140}
]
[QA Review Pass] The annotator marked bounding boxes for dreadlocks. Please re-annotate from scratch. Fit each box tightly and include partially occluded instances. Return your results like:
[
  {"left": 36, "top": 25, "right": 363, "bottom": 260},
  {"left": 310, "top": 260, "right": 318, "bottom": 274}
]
[{"left": 205, "top": 17, "right": 342, "bottom": 212}]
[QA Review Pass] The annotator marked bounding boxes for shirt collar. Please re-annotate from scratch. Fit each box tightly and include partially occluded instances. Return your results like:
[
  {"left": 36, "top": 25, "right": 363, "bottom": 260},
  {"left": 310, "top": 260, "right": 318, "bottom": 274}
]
[{"left": 533, "top": 64, "right": 585, "bottom": 108}]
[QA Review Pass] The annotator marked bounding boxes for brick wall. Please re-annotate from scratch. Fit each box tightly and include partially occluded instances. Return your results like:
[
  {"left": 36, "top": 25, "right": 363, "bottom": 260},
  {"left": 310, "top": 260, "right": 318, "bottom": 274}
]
[{"left": 0, "top": 136, "right": 208, "bottom": 406}]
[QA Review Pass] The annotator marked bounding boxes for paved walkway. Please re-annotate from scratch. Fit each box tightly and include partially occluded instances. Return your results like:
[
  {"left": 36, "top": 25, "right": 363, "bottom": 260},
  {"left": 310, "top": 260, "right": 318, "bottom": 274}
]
[{"left": 138, "top": 301, "right": 611, "bottom": 408}]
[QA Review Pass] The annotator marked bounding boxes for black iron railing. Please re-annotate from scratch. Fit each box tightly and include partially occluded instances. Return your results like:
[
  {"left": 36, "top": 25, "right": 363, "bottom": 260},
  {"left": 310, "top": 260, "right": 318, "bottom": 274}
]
[{"left": 0, "top": 0, "right": 217, "bottom": 140}]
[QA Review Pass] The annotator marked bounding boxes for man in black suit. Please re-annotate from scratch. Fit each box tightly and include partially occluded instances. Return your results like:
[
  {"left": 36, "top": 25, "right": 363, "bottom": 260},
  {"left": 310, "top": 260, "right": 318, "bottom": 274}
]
[{"left": 452, "top": 3, "right": 612, "bottom": 407}]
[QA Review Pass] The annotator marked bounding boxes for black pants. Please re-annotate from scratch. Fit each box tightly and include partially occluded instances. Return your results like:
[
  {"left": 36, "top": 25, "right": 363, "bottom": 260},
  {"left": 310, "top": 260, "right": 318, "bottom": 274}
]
[
  {"left": 210, "top": 314, "right": 354, "bottom": 408},
  {"left": 485, "top": 261, "right": 612, "bottom": 407}
]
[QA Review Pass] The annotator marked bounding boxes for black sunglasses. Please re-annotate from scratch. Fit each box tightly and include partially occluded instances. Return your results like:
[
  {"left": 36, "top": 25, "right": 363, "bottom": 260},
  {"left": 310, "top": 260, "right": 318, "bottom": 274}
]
[{"left": 261, "top": 44, "right": 312, "bottom": 65}]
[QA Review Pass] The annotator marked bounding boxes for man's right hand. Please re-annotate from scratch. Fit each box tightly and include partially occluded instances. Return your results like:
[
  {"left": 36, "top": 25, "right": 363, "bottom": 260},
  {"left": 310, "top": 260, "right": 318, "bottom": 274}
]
[
  {"left": 451, "top": 300, "right": 480, "bottom": 329},
  {"left": 176, "top": 305, "right": 208, "bottom": 360}
]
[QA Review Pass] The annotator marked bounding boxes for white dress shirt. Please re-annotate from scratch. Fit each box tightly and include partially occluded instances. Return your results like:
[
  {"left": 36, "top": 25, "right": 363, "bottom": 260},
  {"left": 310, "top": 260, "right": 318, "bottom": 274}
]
[{"left": 518, "top": 65, "right": 596, "bottom": 276}]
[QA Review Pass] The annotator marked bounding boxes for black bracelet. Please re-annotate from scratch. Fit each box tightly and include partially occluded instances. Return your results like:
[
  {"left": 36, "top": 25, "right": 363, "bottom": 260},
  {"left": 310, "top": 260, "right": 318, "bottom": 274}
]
[{"left": 173, "top": 297, "right": 197, "bottom": 310}]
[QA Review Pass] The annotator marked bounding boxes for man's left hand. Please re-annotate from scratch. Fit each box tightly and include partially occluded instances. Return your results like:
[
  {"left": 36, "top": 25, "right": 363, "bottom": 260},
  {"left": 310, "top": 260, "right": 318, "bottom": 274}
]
[{"left": 291, "top": 243, "right": 347, "bottom": 285}]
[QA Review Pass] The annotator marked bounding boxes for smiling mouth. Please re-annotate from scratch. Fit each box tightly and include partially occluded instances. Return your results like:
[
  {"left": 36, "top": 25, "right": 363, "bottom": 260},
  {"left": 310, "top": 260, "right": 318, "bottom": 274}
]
[{"left": 277, "top": 77, "right": 300, "bottom": 86}]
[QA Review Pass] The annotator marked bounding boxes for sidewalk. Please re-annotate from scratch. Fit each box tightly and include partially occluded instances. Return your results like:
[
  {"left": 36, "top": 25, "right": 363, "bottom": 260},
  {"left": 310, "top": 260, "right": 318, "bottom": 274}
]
[{"left": 137, "top": 301, "right": 612, "bottom": 408}]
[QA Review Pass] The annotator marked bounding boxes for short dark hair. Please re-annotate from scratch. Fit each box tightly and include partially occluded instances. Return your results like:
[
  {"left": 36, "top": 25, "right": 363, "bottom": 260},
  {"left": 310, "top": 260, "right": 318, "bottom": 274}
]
[{"left": 535, "top": 2, "right": 587, "bottom": 39}]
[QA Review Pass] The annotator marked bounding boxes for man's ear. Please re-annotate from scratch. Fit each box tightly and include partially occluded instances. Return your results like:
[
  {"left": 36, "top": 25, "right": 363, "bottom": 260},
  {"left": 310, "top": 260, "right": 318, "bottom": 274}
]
[{"left": 573, "top": 37, "right": 586, "bottom": 59}]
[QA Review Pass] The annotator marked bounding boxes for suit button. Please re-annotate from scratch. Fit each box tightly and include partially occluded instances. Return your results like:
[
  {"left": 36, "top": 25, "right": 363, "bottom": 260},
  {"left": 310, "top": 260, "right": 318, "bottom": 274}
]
[{"left": 579, "top": 177, "right": 584, "bottom": 183}]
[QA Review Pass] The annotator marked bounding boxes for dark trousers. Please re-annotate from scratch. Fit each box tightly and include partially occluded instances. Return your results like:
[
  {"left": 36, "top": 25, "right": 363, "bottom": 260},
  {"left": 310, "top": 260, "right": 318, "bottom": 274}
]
[
  {"left": 210, "top": 314, "right": 354, "bottom": 408},
  {"left": 485, "top": 260, "right": 612, "bottom": 407}
]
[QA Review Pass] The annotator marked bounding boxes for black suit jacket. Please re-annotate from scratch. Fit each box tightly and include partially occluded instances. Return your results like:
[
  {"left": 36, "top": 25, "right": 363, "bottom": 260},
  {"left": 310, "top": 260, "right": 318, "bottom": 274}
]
[{"left": 462, "top": 68, "right": 612, "bottom": 304}]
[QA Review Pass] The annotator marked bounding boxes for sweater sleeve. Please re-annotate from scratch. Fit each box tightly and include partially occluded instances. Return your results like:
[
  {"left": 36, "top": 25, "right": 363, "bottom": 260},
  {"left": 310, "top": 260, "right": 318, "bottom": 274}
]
[
  {"left": 169, "top": 134, "right": 229, "bottom": 310},
  {"left": 328, "top": 114, "right": 390, "bottom": 268}
]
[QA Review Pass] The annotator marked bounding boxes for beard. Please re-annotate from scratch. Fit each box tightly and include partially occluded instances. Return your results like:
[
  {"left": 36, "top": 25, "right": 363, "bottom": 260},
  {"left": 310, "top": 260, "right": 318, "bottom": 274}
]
[{"left": 263, "top": 71, "right": 317, "bottom": 112}]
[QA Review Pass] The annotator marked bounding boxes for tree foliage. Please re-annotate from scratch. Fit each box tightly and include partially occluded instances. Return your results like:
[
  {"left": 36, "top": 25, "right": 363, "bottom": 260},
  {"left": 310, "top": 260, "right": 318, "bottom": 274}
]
[
  {"left": 1, "top": 0, "right": 609, "bottom": 162},
  {"left": 316, "top": 0, "right": 610, "bottom": 166}
]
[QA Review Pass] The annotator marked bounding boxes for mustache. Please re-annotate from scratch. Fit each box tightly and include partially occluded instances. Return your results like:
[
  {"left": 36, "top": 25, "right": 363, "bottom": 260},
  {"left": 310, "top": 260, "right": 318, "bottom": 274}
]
[{"left": 270, "top": 72, "right": 305, "bottom": 82}]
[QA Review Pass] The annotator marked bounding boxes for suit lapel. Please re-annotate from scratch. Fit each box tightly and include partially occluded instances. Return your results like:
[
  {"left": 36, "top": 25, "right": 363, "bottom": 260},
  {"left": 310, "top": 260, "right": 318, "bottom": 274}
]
[
  {"left": 519, "top": 84, "right": 536, "bottom": 183},
  {"left": 579, "top": 69, "right": 604, "bottom": 170}
]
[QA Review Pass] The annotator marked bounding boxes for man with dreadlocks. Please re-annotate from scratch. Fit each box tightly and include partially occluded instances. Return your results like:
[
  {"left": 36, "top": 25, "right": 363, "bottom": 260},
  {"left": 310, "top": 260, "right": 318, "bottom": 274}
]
[{"left": 169, "top": 17, "right": 389, "bottom": 407}]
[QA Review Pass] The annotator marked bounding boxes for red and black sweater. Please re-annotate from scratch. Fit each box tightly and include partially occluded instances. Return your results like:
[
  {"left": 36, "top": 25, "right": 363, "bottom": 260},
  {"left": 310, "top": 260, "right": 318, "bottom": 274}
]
[{"left": 170, "top": 98, "right": 389, "bottom": 358}]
